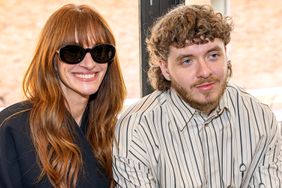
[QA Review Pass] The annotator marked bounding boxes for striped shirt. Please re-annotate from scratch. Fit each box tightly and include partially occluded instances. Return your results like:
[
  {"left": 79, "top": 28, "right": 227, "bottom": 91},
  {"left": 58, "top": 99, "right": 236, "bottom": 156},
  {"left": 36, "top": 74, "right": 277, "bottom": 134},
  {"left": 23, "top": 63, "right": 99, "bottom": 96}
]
[{"left": 113, "top": 83, "right": 282, "bottom": 188}]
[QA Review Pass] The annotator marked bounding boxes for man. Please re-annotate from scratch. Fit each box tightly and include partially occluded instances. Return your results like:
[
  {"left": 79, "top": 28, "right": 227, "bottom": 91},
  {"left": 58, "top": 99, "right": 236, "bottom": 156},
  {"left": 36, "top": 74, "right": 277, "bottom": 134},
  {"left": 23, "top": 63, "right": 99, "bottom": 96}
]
[{"left": 113, "top": 4, "right": 282, "bottom": 188}]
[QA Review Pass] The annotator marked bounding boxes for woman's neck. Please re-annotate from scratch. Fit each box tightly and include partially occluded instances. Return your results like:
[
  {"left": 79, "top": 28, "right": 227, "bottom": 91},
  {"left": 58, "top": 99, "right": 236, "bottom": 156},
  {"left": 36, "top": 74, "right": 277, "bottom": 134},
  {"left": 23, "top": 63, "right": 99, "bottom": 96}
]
[{"left": 66, "top": 96, "right": 89, "bottom": 126}]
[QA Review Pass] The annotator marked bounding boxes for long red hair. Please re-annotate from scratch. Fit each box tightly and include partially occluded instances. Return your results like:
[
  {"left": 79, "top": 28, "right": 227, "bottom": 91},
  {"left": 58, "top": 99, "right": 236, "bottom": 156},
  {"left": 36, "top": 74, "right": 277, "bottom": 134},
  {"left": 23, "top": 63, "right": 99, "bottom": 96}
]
[{"left": 23, "top": 4, "right": 126, "bottom": 188}]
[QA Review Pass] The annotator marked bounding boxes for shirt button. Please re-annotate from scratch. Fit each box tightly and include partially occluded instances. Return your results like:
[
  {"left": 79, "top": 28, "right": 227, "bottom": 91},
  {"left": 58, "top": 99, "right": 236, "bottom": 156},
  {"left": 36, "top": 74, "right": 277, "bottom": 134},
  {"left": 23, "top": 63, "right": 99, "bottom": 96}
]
[{"left": 239, "top": 163, "right": 246, "bottom": 172}]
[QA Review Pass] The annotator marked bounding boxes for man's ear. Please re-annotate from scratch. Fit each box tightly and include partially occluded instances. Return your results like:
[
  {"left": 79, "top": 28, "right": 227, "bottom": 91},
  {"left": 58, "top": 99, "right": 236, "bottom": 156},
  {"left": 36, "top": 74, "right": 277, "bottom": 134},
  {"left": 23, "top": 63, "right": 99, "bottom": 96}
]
[{"left": 159, "top": 60, "right": 171, "bottom": 81}]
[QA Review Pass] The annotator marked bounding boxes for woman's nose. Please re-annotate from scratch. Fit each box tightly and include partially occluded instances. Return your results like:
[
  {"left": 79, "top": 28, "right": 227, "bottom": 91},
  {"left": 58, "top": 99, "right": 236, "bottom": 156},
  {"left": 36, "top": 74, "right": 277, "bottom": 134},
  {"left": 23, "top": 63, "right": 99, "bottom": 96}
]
[{"left": 79, "top": 52, "right": 96, "bottom": 69}]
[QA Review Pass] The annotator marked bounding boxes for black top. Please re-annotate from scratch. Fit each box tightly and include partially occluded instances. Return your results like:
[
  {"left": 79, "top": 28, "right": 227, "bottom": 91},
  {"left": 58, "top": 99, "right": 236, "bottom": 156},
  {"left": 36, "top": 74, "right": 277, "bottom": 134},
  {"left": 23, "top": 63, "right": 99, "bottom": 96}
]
[{"left": 0, "top": 101, "right": 109, "bottom": 188}]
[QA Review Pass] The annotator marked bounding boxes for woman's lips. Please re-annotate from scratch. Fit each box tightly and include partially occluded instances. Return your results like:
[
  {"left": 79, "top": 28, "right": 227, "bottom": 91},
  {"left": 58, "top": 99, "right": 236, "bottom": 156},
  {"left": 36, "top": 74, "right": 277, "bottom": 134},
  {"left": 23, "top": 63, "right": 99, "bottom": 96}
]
[{"left": 74, "top": 72, "right": 98, "bottom": 82}]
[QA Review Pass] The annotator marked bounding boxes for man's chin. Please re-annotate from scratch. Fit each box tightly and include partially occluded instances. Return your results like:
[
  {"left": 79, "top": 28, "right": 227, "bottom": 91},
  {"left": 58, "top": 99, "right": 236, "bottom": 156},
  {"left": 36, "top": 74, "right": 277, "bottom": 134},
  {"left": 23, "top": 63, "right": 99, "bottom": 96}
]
[{"left": 188, "top": 94, "right": 221, "bottom": 112}]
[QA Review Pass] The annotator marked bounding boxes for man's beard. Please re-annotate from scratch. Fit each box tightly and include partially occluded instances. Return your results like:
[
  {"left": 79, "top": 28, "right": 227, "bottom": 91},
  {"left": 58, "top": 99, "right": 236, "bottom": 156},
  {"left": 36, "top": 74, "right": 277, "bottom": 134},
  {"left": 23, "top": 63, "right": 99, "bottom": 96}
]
[{"left": 172, "top": 76, "right": 228, "bottom": 115}]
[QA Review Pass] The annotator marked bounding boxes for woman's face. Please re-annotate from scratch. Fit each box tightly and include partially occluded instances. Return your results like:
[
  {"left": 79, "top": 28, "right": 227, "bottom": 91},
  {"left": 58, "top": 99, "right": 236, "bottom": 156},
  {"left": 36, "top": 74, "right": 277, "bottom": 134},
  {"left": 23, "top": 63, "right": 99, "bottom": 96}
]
[{"left": 56, "top": 43, "right": 108, "bottom": 101}]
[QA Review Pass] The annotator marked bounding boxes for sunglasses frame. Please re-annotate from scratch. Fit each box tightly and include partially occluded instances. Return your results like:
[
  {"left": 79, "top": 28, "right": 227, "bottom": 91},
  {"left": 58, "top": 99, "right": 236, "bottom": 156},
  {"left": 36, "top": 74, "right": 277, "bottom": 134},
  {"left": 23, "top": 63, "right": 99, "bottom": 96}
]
[{"left": 57, "top": 44, "right": 116, "bottom": 64}]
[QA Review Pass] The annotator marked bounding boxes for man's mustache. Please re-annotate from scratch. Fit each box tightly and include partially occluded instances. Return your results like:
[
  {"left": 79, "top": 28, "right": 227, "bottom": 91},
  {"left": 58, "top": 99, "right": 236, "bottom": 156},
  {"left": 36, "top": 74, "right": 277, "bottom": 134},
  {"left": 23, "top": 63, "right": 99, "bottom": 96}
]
[{"left": 193, "top": 77, "right": 219, "bottom": 87}]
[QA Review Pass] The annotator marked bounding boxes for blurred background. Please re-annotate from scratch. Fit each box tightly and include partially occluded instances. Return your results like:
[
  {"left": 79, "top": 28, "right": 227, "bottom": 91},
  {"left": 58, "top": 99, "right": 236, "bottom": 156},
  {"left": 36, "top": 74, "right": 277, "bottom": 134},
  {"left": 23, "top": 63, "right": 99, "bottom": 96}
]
[{"left": 0, "top": 0, "right": 281, "bottom": 121}]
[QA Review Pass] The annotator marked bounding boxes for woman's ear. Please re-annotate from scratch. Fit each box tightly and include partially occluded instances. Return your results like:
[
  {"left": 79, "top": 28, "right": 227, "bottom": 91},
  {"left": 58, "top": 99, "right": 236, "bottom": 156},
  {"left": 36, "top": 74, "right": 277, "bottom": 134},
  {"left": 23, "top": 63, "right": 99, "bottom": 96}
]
[
  {"left": 53, "top": 58, "right": 60, "bottom": 79},
  {"left": 159, "top": 60, "right": 171, "bottom": 81},
  {"left": 53, "top": 59, "right": 58, "bottom": 71}
]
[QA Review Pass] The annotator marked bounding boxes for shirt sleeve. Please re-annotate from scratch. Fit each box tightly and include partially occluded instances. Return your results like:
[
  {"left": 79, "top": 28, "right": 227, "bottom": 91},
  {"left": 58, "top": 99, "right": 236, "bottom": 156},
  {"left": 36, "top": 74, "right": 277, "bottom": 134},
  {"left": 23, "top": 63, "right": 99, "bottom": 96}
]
[
  {"left": 246, "top": 117, "right": 282, "bottom": 187},
  {"left": 113, "top": 114, "right": 158, "bottom": 188},
  {"left": 0, "top": 124, "right": 24, "bottom": 188}
]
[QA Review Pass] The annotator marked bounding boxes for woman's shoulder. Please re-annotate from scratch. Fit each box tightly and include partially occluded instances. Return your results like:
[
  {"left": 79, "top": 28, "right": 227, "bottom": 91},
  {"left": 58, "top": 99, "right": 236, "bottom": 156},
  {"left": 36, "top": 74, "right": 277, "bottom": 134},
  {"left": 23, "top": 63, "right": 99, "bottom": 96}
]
[{"left": 0, "top": 101, "right": 32, "bottom": 129}]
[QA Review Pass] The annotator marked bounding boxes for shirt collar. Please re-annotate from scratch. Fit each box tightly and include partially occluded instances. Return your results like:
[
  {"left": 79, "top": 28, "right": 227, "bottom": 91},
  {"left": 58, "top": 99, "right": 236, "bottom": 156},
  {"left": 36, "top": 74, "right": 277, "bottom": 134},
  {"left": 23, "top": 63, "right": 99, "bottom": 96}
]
[
  {"left": 80, "top": 104, "right": 89, "bottom": 134},
  {"left": 216, "top": 90, "right": 230, "bottom": 115},
  {"left": 165, "top": 88, "right": 196, "bottom": 130},
  {"left": 165, "top": 88, "right": 231, "bottom": 131}
]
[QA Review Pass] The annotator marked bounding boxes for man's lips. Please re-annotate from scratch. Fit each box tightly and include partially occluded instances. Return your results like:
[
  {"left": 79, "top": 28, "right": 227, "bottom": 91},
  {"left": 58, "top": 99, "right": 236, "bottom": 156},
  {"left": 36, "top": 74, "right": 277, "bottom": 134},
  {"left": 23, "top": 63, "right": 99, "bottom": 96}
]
[{"left": 195, "top": 81, "right": 216, "bottom": 91}]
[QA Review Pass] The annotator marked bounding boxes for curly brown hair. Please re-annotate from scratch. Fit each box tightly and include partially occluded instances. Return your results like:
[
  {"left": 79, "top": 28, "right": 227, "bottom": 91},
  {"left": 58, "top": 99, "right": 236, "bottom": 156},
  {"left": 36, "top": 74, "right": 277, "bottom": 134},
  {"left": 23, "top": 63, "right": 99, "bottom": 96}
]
[{"left": 146, "top": 4, "right": 233, "bottom": 91}]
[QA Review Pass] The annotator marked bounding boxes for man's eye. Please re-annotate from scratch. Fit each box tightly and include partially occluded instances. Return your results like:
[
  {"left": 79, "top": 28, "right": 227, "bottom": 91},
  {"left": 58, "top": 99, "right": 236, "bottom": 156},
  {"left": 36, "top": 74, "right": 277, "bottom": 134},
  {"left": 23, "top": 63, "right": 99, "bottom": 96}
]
[
  {"left": 183, "top": 59, "right": 192, "bottom": 64},
  {"left": 209, "top": 53, "right": 220, "bottom": 60}
]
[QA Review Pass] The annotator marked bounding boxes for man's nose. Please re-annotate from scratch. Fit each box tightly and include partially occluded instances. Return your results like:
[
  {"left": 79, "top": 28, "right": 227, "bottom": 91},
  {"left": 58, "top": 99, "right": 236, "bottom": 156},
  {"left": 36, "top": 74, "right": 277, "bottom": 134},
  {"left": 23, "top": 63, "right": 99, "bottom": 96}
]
[{"left": 197, "top": 59, "right": 212, "bottom": 78}]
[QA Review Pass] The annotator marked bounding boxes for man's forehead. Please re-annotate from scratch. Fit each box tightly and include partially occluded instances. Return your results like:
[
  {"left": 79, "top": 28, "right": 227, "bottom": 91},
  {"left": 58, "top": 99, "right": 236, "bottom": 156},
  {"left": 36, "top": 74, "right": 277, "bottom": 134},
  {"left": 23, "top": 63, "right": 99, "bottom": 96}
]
[{"left": 170, "top": 38, "right": 225, "bottom": 52}]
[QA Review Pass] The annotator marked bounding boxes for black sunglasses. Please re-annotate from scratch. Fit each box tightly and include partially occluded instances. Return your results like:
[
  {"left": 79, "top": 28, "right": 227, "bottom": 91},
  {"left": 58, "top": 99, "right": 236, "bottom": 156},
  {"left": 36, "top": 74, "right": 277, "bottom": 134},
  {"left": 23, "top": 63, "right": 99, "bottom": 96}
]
[{"left": 57, "top": 44, "right": 115, "bottom": 64}]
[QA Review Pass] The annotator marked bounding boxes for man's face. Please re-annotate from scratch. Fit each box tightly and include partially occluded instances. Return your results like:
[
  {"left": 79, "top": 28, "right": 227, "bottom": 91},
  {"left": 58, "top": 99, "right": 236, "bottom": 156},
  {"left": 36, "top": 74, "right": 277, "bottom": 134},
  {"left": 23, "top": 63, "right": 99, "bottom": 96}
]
[{"left": 160, "top": 38, "right": 229, "bottom": 114}]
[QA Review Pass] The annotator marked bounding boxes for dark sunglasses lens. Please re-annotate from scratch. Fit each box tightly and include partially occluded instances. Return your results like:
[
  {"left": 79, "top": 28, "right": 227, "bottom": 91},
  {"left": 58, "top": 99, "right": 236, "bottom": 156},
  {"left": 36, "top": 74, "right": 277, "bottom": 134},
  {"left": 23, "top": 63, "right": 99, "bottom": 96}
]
[
  {"left": 59, "top": 45, "right": 85, "bottom": 64},
  {"left": 92, "top": 44, "right": 115, "bottom": 63}
]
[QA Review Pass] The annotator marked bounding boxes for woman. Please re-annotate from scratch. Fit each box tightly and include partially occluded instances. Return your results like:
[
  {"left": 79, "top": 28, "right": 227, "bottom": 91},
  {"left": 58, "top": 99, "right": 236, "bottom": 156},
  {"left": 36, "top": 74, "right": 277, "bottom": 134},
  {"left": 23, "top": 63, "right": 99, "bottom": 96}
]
[{"left": 0, "top": 4, "right": 126, "bottom": 188}]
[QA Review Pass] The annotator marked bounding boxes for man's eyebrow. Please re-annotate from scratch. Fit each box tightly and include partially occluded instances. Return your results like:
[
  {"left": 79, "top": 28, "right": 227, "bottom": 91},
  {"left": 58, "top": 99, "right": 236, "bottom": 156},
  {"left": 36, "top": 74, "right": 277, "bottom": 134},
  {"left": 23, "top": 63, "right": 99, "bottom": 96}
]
[
  {"left": 175, "top": 54, "right": 193, "bottom": 62},
  {"left": 174, "top": 45, "right": 224, "bottom": 61},
  {"left": 207, "top": 46, "right": 223, "bottom": 53}
]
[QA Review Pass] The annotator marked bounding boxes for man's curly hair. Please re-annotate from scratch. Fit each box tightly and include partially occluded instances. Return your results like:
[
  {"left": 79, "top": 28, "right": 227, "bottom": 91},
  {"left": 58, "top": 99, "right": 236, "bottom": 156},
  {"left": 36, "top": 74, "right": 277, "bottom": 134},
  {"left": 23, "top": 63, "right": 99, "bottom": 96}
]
[{"left": 146, "top": 4, "right": 233, "bottom": 91}]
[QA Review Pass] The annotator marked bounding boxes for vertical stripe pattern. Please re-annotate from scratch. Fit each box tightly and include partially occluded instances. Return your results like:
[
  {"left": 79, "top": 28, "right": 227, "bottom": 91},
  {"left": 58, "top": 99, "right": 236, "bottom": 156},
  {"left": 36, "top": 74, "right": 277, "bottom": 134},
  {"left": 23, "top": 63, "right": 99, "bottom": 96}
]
[{"left": 113, "top": 83, "right": 282, "bottom": 188}]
